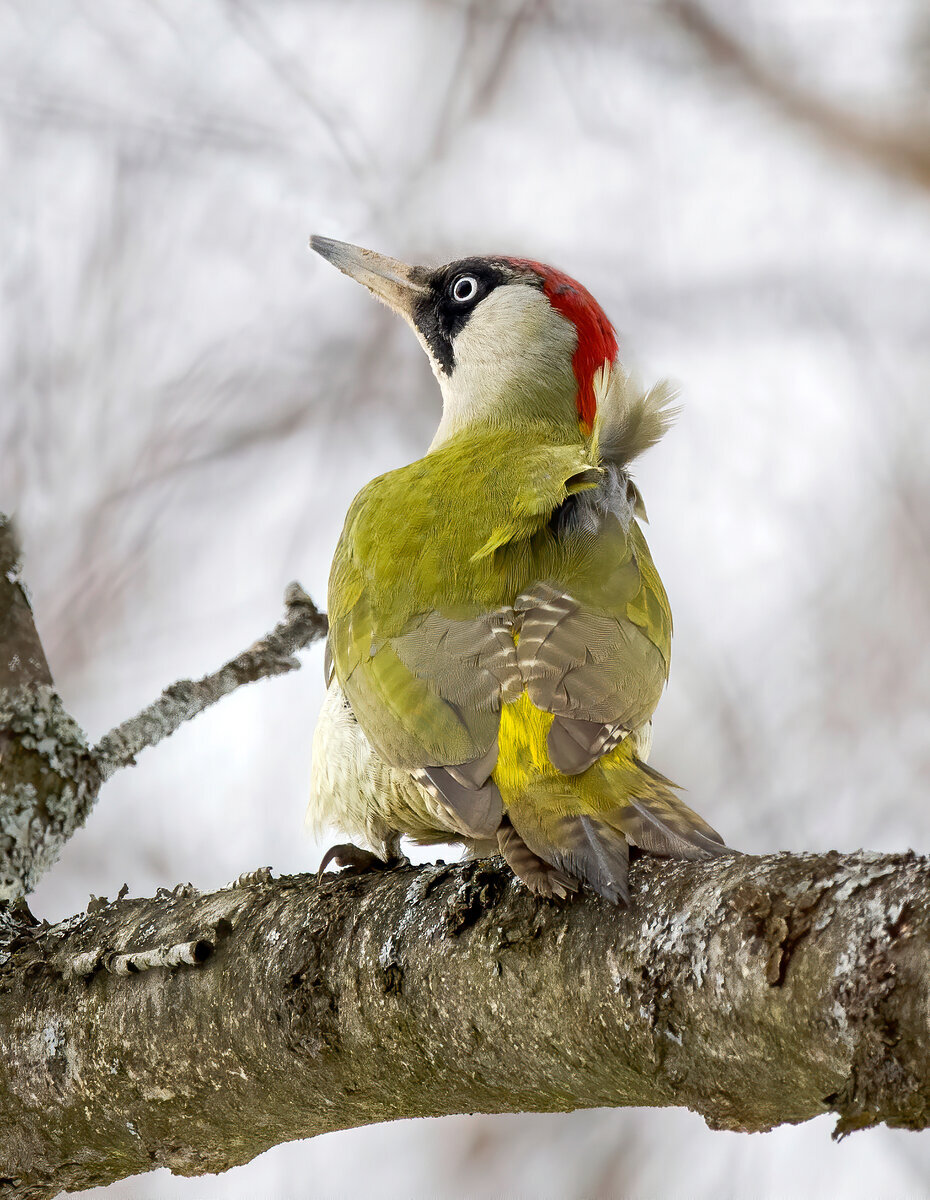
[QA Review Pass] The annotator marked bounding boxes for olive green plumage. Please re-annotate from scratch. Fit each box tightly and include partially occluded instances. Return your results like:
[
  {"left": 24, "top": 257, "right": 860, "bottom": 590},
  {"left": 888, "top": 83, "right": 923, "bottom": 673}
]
[
  {"left": 309, "top": 237, "right": 727, "bottom": 903},
  {"left": 327, "top": 393, "right": 724, "bottom": 903},
  {"left": 329, "top": 420, "right": 663, "bottom": 763}
]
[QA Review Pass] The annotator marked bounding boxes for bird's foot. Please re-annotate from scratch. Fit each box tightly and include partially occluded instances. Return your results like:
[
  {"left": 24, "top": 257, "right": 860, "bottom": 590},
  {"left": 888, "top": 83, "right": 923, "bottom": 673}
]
[{"left": 317, "top": 842, "right": 409, "bottom": 881}]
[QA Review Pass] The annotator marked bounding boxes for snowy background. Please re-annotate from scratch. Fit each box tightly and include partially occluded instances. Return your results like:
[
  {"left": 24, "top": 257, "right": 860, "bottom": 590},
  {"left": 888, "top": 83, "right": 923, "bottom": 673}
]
[{"left": 3, "top": 0, "right": 930, "bottom": 1195}]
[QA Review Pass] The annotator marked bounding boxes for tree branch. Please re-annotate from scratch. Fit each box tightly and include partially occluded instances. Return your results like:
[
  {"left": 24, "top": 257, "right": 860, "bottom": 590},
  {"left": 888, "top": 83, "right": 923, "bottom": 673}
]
[
  {"left": 0, "top": 517, "right": 94, "bottom": 900},
  {"left": 0, "top": 519, "right": 52, "bottom": 692},
  {"left": 0, "top": 509, "right": 327, "bottom": 897},
  {"left": 93, "top": 582, "right": 327, "bottom": 777},
  {"left": 2, "top": 849, "right": 929, "bottom": 1196}
]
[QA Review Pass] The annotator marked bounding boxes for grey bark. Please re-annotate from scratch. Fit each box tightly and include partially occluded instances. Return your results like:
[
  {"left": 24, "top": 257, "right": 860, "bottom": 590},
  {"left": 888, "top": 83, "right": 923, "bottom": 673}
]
[
  {"left": 0, "top": 517, "right": 98, "bottom": 898},
  {"left": 2, "top": 849, "right": 930, "bottom": 1198}
]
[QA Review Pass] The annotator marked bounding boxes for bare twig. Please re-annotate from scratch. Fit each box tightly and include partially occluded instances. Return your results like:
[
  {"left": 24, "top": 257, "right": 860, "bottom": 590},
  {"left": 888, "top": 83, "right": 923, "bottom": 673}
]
[{"left": 93, "top": 582, "right": 327, "bottom": 776}]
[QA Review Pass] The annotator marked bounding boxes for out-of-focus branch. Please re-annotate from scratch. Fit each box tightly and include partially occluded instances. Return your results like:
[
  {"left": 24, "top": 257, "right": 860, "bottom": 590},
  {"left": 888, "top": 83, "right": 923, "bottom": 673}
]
[
  {"left": 0, "top": 510, "right": 326, "bottom": 896},
  {"left": 2, "top": 850, "right": 930, "bottom": 1197},
  {"left": 93, "top": 582, "right": 327, "bottom": 777},
  {"left": 668, "top": 0, "right": 930, "bottom": 193}
]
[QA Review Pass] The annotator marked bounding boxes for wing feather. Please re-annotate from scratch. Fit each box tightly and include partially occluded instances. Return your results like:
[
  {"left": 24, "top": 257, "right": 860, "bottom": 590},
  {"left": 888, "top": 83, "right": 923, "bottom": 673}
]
[{"left": 327, "top": 424, "right": 682, "bottom": 848}]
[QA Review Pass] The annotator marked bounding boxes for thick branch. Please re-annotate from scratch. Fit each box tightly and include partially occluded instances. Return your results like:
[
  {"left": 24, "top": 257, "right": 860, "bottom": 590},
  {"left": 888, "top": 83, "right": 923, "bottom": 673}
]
[
  {"left": 2, "top": 850, "right": 930, "bottom": 1197},
  {"left": 0, "top": 517, "right": 93, "bottom": 899}
]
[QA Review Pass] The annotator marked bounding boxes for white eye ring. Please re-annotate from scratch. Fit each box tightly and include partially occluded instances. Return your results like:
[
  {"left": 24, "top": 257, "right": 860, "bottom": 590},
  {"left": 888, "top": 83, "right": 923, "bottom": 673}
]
[{"left": 451, "top": 274, "right": 478, "bottom": 303}]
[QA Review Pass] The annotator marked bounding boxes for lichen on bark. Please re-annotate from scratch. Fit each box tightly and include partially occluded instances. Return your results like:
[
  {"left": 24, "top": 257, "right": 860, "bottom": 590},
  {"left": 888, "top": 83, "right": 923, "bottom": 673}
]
[
  {"left": 1, "top": 516, "right": 102, "bottom": 899},
  {"left": 0, "top": 686, "right": 99, "bottom": 899}
]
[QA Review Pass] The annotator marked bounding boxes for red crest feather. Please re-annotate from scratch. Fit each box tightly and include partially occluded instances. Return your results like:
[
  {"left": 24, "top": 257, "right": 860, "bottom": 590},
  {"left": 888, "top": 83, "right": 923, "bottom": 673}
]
[{"left": 506, "top": 259, "right": 618, "bottom": 432}]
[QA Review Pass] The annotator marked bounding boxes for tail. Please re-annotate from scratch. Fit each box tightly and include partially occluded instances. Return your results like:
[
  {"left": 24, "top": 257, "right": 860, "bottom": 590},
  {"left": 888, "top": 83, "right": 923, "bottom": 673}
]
[
  {"left": 614, "top": 757, "right": 728, "bottom": 860},
  {"left": 501, "top": 746, "right": 728, "bottom": 906}
]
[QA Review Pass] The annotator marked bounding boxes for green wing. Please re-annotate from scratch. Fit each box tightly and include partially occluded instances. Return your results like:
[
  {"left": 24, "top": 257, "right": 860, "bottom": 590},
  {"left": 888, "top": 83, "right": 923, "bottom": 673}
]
[
  {"left": 327, "top": 434, "right": 672, "bottom": 831},
  {"left": 327, "top": 440, "right": 575, "bottom": 838},
  {"left": 330, "top": 588, "right": 517, "bottom": 769},
  {"left": 626, "top": 521, "right": 672, "bottom": 671},
  {"left": 514, "top": 469, "right": 672, "bottom": 774}
]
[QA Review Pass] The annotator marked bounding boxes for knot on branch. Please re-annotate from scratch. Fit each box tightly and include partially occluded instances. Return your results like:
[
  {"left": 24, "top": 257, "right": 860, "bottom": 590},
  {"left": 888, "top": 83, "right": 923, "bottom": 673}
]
[
  {"left": 732, "top": 873, "right": 833, "bottom": 987},
  {"left": 61, "top": 917, "right": 233, "bottom": 981},
  {"left": 229, "top": 866, "right": 274, "bottom": 889}
]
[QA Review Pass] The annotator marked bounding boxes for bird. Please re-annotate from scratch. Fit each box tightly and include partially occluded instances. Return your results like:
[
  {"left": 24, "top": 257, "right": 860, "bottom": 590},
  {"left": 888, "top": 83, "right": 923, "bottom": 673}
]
[{"left": 307, "top": 236, "right": 727, "bottom": 904}]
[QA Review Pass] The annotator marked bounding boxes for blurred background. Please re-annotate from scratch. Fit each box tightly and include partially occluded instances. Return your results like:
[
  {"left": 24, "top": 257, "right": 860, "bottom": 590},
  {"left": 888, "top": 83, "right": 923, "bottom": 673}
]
[{"left": 3, "top": 0, "right": 930, "bottom": 1195}]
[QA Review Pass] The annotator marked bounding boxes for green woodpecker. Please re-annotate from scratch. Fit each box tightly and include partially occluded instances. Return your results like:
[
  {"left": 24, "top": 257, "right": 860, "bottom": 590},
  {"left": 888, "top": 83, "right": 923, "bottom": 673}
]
[{"left": 308, "top": 237, "right": 726, "bottom": 904}]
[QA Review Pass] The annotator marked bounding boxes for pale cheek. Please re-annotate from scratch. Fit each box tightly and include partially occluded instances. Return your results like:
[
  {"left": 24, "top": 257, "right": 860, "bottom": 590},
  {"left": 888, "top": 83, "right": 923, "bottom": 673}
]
[
  {"left": 462, "top": 291, "right": 575, "bottom": 371},
  {"left": 438, "top": 288, "right": 578, "bottom": 422}
]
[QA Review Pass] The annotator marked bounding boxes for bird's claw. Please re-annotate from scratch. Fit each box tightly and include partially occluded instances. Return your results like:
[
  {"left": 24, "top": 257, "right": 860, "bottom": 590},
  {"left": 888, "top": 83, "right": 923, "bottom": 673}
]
[{"left": 317, "top": 843, "right": 409, "bottom": 881}]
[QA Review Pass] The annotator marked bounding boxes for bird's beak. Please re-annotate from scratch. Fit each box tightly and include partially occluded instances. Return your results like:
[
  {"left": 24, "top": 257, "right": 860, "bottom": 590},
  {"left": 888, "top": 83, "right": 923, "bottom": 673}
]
[{"left": 309, "top": 236, "right": 429, "bottom": 321}]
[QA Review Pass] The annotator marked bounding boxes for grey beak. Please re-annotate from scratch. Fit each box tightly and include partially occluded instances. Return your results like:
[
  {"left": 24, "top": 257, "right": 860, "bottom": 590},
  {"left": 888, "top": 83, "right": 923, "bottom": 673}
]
[{"left": 310, "top": 236, "right": 429, "bottom": 319}]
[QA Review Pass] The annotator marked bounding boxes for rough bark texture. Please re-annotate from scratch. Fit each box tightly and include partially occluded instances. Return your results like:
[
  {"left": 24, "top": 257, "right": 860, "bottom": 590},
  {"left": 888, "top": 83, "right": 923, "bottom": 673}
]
[
  {"left": 0, "top": 519, "right": 51, "bottom": 693},
  {"left": 2, "top": 848, "right": 930, "bottom": 1197},
  {"left": 0, "top": 686, "right": 100, "bottom": 901},
  {"left": 0, "top": 517, "right": 99, "bottom": 899}
]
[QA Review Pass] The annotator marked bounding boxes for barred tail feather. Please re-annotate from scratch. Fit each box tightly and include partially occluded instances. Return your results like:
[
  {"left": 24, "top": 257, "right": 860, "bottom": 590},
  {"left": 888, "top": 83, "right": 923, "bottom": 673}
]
[
  {"left": 611, "top": 756, "right": 727, "bottom": 860},
  {"left": 549, "top": 814, "right": 631, "bottom": 905},
  {"left": 506, "top": 802, "right": 632, "bottom": 906},
  {"left": 497, "top": 818, "right": 579, "bottom": 900}
]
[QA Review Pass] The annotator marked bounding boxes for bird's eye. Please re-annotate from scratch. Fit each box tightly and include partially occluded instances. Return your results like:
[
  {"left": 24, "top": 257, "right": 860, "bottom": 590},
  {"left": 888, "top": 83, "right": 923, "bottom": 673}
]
[{"left": 451, "top": 274, "right": 479, "bottom": 303}]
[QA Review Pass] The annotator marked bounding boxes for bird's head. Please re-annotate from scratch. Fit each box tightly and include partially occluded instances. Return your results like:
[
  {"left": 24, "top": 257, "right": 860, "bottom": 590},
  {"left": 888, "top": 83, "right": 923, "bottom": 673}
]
[{"left": 310, "top": 236, "right": 618, "bottom": 446}]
